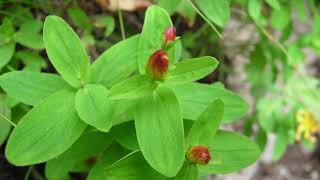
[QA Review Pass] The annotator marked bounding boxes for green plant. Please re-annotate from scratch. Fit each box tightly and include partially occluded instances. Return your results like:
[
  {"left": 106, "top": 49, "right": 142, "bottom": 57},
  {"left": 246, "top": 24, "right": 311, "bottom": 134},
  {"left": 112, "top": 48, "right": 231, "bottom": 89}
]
[{"left": 0, "top": 5, "right": 261, "bottom": 179}]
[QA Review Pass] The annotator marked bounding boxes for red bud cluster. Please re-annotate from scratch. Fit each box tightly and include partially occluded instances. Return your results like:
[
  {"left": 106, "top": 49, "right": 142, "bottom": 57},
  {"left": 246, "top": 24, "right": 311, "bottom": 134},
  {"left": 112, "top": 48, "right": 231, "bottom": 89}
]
[
  {"left": 147, "top": 50, "right": 169, "bottom": 80},
  {"left": 163, "top": 27, "right": 176, "bottom": 46},
  {"left": 187, "top": 146, "right": 211, "bottom": 165}
]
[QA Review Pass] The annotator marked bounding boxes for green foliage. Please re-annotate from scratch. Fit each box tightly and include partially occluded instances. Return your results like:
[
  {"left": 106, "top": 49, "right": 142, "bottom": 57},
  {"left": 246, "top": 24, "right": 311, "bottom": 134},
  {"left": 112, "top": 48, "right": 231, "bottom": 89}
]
[
  {"left": 6, "top": 90, "right": 87, "bottom": 165},
  {"left": 0, "top": 4, "right": 263, "bottom": 179},
  {"left": 135, "top": 86, "right": 185, "bottom": 177},
  {"left": 43, "top": 16, "right": 90, "bottom": 88},
  {"left": 196, "top": 0, "right": 230, "bottom": 27},
  {"left": 75, "top": 84, "right": 112, "bottom": 132}
]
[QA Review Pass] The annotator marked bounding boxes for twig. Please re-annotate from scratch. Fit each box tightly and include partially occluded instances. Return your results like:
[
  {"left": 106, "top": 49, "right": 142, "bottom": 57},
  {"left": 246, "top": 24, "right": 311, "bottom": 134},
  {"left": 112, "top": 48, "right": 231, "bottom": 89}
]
[
  {"left": 186, "top": 0, "right": 222, "bottom": 38},
  {"left": 24, "top": 166, "right": 33, "bottom": 180},
  {"left": 117, "top": 0, "right": 126, "bottom": 40},
  {"left": 0, "top": 113, "right": 16, "bottom": 127}
]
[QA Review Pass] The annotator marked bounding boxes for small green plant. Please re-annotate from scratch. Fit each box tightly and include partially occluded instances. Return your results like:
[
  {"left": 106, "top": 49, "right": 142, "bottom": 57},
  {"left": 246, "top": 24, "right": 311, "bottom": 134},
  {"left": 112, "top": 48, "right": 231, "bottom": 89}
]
[{"left": 0, "top": 5, "right": 260, "bottom": 179}]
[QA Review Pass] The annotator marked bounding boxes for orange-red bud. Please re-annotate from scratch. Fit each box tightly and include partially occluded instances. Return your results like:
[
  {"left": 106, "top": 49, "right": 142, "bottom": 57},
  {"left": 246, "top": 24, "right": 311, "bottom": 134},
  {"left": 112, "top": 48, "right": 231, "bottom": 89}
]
[
  {"left": 163, "top": 27, "right": 176, "bottom": 45},
  {"left": 147, "top": 50, "right": 169, "bottom": 80},
  {"left": 187, "top": 146, "right": 211, "bottom": 165}
]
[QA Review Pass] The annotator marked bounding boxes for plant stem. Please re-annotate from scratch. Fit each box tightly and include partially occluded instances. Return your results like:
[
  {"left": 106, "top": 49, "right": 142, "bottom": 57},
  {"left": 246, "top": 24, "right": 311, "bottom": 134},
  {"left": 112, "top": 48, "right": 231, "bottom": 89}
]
[
  {"left": 117, "top": 0, "right": 126, "bottom": 40},
  {"left": 186, "top": 0, "right": 222, "bottom": 38},
  {"left": 31, "top": 168, "right": 45, "bottom": 180},
  {"left": 24, "top": 166, "right": 33, "bottom": 180},
  {"left": 0, "top": 113, "right": 16, "bottom": 127}
]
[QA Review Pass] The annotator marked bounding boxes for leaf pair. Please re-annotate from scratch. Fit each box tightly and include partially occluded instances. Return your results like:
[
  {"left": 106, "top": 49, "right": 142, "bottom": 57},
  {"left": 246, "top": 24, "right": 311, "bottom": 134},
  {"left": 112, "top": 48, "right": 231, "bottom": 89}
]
[
  {"left": 2, "top": 16, "right": 140, "bottom": 166},
  {"left": 106, "top": 6, "right": 219, "bottom": 177},
  {"left": 85, "top": 99, "right": 259, "bottom": 179}
]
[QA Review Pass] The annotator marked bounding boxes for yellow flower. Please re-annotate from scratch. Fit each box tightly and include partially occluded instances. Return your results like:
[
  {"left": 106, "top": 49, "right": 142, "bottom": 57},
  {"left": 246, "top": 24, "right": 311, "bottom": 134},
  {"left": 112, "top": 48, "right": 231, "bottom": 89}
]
[{"left": 296, "top": 109, "right": 320, "bottom": 143}]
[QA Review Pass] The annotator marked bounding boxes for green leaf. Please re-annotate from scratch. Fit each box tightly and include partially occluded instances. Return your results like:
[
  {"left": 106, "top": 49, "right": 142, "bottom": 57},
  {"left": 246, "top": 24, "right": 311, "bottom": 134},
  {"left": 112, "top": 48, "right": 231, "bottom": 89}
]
[
  {"left": 94, "top": 16, "right": 115, "bottom": 37},
  {"left": 5, "top": 90, "right": 87, "bottom": 166},
  {"left": 75, "top": 84, "right": 112, "bottom": 132},
  {"left": 248, "top": 0, "right": 262, "bottom": 21},
  {"left": 157, "top": 0, "right": 182, "bottom": 15},
  {"left": 196, "top": 0, "right": 230, "bottom": 27},
  {"left": 135, "top": 86, "right": 184, "bottom": 177},
  {"left": 172, "top": 83, "right": 248, "bottom": 123},
  {"left": 43, "top": 15, "right": 90, "bottom": 88},
  {"left": 108, "top": 75, "right": 157, "bottom": 100},
  {"left": 14, "top": 19, "right": 44, "bottom": 49},
  {"left": 45, "top": 129, "right": 112, "bottom": 180},
  {"left": 257, "top": 98, "right": 283, "bottom": 132},
  {"left": 186, "top": 99, "right": 224, "bottom": 147},
  {"left": 0, "top": 18, "right": 14, "bottom": 44},
  {"left": 293, "top": 0, "right": 307, "bottom": 22},
  {"left": 15, "top": 51, "right": 47, "bottom": 72},
  {"left": 138, "top": 5, "right": 174, "bottom": 74},
  {"left": 110, "top": 121, "right": 139, "bottom": 151},
  {"left": 266, "top": 0, "right": 280, "bottom": 10},
  {"left": 165, "top": 56, "right": 218, "bottom": 84},
  {"left": 272, "top": 129, "right": 289, "bottom": 160},
  {"left": 90, "top": 34, "right": 140, "bottom": 88},
  {"left": 271, "top": 7, "right": 291, "bottom": 30},
  {"left": 0, "top": 94, "right": 11, "bottom": 146},
  {"left": 67, "top": 7, "right": 92, "bottom": 32},
  {"left": 0, "top": 42, "right": 15, "bottom": 69},
  {"left": 88, "top": 143, "right": 128, "bottom": 180},
  {"left": 0, "top": 71, "right": 70, "bottom": 106},
  {"left": 199, "top": 130, "right": 261, "bottom": 174},
  {"left": 174, "top": 162, "right": 198, "bottom": 180},
  {"left": 95, "top": 151, "right": 166, "bottom": 180}
]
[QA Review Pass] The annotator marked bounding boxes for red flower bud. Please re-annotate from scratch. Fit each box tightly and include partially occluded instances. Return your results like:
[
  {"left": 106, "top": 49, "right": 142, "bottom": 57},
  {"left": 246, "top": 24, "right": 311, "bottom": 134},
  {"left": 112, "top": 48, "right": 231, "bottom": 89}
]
[
  {"left": 187, "top": 146, "right": 211, "bottom": 165},
  {"left": 147, "top": 50, "right": 169, "bottom": 80},
  {"left": 163, "top": 27, "right": 176, "bottom": 45}
]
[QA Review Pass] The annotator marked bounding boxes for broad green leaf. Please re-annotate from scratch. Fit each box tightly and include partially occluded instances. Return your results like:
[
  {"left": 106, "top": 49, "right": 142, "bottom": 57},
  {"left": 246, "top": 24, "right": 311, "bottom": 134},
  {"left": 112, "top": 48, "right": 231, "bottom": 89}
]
[
  {"left": 45, "top": 129, "right": 112, "bottom": 180},
  {"left": 0, "top": 18, "right": 14, "bottom": 44},
  {"left": 257, "top": 98, "right": 283, "bottom": 132},
  {"left": 248, "top": 0, "right": 262, "bottom": 20},
  {"left": 0, "top": 94, "right": 11, "bottom": 146},
  {"left": 109, "top": 100, "right": 135, "bottom": 125},
  {"left": 0, "top": 71, "right": 70, "bottom": 106},
  {"left": 88, "top": 143, "right": 128, "bottom": 180},
  {"left": 110, "top": 121, "right": 139, "bottom": 151},
  {"left": 90, "top": 34, "right": 140, "bottom": 88},
  {"left": 43, "top": 15, "right": 90, "bottom": 88},
  {"left": 0, "top": 42, "right": 15, "bottom": 69},
  {"left": 174, "top": 162, "right": 198, "bottom": 180},
  {"left": 68, "top": 7, "right": 92, "bottom": 32},
  {"left": 94, "top": 16, "right": 115, "bottom": 37},
  {"left": 157, "top": 0, "right": 182, "bottom": 15},
  {"left": 138, "top": 5, "right": 174, "bottom": 74},
  {"left": 135, "top": 86, "right": 184, "bottom": 177},
  {"left": 266, "top": 0, "right": 280, "bottom": 10},
  {"left": 271, "top": 7, "right": 291, "bottom": 30},
  {"left": 96, "top": 151, "right": 166, "bottom": 180},
  {"left": 165, "top": 56, "right": 218, "bottom": 84},
  {"left": 272, "top": 129, "right": 289, "bottom": 161},
  {"left": 186, "top": 99, "right": 224, "bottom": 147},
  {"left": 15, "top": 51, "right": 47, "bottom": 72},
  {"left": 14, "top": 19, "right": 44, "bottom": 49},
  {"left": 5, "top": 90, "right": 87, "bottom": 165},
  {"left": 287, "top": 43, "right": 304, "bottom": 65},
  {"left": 196, "top": 0, "right": 230, "bottom": 27},
  {"left": 199, "top": 130, "right": 261, "bottom": 174},
  {"left": 172, "top": 83, "right": 248, "bottom": 123},
  {"left": 75, "top": 84, "right": 111, "bottom": 132},
  {"left": 108, "top": 75, "right": 157, "bottom": 100}
]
